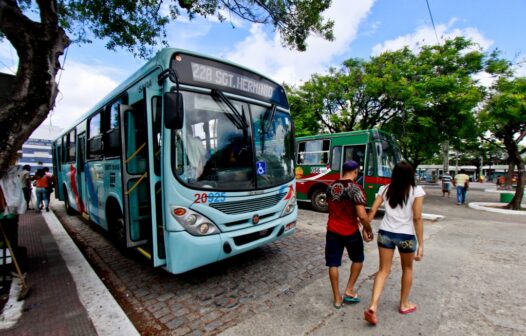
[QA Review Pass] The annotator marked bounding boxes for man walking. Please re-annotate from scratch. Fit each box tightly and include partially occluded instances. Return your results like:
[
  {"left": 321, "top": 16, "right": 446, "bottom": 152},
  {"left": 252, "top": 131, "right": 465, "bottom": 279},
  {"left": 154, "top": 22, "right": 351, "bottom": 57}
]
[
  {"left": 453, "top": 169, "right": 470, "bottom": 205},
  {"left": 325, "top": 160, "right": 374, "bottom": 308}
]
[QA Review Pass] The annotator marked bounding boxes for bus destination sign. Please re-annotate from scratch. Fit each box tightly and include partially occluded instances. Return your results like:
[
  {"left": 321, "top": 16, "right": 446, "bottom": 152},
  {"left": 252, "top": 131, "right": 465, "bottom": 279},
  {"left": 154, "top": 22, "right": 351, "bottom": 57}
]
[
  {"left": 171, "top": 53, "right": 289, "bottom": 108},
  {"left": 191, "top": 62, "right": 274, "bottom": 99}
]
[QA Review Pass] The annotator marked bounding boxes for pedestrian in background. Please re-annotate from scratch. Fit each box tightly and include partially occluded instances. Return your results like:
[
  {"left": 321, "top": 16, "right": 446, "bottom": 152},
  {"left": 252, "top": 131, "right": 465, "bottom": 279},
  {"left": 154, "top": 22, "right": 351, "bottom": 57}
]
[
  {"left": 43, "top": 167, "right": 54, "bottom": 202},
  {"left": 34, "top": 168, "right": 50, "bottom": 212},
  {"left": 325, "top": 160, "right": 374, "bottom": 309},
  {"left": 20, "top": 164, "right": 32, "bottom": 209},
  {"left": 453, "top": 169, "right": 470, "bottom": 205},
  {"left": 441, "top": 172, "right": 452, "bottom": 198},
  {"left": 364, "top": 161, "right": 425, "bottom": 326}
]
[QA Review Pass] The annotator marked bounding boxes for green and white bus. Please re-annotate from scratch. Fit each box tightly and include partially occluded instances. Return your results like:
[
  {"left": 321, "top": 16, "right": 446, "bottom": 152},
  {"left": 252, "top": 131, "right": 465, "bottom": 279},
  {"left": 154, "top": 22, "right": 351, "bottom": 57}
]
[
  {"left": 52, "top": 48, "right": 297, "bottom": 274},
  {"left": 295, "top": 130, "right": 401, "bottom": 212}
]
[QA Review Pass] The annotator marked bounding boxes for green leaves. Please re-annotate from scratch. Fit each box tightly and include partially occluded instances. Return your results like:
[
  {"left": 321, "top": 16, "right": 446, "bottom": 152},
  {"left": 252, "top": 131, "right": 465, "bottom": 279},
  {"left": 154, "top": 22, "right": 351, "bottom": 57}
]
[{"left": 54, "top": 0, "right": 334, "bottom": 57}]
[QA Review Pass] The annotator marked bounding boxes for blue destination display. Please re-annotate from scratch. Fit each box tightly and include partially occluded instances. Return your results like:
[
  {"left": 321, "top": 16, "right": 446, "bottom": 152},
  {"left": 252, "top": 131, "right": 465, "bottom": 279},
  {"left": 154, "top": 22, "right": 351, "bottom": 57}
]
[{"left": 171, "top": 53, "right": 289, "bottom": 108}]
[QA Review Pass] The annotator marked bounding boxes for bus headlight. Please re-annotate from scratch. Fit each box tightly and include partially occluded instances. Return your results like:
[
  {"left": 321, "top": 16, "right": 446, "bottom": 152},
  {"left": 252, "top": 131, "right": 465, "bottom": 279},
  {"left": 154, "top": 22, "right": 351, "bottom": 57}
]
[
  {"left": 170, "top": 206, "right": 219, "bottom": 236},
  {"left": 280, "top": 194, "right": 297, "bottom": 217}
]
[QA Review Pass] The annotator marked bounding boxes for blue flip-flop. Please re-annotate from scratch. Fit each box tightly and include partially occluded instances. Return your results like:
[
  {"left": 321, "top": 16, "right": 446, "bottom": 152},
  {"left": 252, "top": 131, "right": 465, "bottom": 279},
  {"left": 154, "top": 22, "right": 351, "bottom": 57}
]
[{"left": 343, "top": 294, "right": 360, "bottom": 304}]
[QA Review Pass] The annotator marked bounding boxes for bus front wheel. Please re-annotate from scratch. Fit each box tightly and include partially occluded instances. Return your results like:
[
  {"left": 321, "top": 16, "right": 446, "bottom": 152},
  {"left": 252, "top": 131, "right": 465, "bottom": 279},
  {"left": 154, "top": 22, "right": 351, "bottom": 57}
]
[{"left": 311, "top": 189, "right": 328, "bottom": 213}]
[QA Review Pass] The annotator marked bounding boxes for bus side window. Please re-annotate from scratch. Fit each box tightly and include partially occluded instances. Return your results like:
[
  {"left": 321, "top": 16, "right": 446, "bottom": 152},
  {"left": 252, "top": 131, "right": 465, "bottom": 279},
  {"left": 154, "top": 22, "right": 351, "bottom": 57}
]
[
  {"left": 105, "top": 98, "right": 124, "bottom": 158},
  {"left": 297, "top": 142, "right": 306, "bottom": 164},
  {"left": 331, "top": 146, "right": 342, "bottom": 171},
  {"left": 88, "top": 111, "right": 103, "bottom": 160}
]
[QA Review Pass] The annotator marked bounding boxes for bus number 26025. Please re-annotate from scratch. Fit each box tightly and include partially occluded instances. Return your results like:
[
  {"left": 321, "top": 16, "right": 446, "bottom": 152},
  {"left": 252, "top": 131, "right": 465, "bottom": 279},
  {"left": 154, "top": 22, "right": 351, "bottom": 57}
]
[{"left": 194, "top": 192, "right": 226, "bottom": 204}]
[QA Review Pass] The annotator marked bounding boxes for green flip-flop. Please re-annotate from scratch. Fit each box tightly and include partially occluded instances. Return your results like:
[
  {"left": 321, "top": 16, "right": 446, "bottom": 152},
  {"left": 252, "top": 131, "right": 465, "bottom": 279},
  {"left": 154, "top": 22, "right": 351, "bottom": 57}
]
[{"left": 343, "top": 294, "right": 360, "bottom": 304}]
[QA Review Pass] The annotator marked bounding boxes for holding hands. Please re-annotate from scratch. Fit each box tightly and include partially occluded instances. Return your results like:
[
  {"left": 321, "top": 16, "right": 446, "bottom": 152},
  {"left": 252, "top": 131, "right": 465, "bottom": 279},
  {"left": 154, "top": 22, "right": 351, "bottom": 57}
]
[{"left": 362, "top": 227, "right": 374, "bottom": 242}]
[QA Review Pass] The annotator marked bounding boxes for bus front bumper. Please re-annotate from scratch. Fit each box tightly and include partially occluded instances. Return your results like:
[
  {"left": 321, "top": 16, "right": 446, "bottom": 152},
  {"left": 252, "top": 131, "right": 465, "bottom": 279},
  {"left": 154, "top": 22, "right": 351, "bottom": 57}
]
[{"left": 163, "top": 209, "right": 297, "bottom": 274}]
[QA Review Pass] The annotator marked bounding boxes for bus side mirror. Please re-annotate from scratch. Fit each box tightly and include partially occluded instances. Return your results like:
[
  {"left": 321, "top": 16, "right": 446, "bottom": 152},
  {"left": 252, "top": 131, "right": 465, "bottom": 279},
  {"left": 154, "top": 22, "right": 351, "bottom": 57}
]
[{"left": 164, "top": 92, "right": 184, "bottom": 129}]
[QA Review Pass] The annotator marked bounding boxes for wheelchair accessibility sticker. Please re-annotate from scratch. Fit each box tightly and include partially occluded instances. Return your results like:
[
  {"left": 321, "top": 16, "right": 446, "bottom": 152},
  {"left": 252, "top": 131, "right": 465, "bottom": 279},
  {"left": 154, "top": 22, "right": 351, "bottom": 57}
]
[{"left": 256, "top": 161, "right": 266, "bottom": 175}]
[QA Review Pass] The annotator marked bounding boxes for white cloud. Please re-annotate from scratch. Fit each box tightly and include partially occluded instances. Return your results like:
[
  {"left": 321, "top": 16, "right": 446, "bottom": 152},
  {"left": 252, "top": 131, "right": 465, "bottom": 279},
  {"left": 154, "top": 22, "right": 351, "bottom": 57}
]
[
  {"left": 223, "top": 0, "right": 376, "bottom": 84},
  {"left": 372, "top": 19, "right": 494, "bottom": 56},
  {"left": 47, "top": 62, "right": 119, "bottom": 128}
]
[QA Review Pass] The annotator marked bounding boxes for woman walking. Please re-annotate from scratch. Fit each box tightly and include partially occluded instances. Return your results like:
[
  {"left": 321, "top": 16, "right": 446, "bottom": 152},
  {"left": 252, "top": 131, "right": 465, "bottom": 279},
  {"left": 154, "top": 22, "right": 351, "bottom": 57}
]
[
  {"left": 364, "top": 161, "right": 425, "bottom": 325},
  {"left": 34, "top": 168, "right": 50, "bottom": 212}
]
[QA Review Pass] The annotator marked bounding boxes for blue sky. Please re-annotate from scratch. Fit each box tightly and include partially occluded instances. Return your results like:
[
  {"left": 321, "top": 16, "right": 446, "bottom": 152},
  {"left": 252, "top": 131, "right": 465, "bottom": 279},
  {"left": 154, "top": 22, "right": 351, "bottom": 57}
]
[{"left": 1, "top": 0, "right": 525, "bottom": 129}]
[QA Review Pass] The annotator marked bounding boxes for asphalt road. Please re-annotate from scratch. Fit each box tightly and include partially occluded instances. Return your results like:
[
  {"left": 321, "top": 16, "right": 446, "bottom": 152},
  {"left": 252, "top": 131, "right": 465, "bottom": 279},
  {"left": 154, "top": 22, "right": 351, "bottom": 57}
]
[{"left": 54, "top": 183, "right": 526, "bottom": 335}]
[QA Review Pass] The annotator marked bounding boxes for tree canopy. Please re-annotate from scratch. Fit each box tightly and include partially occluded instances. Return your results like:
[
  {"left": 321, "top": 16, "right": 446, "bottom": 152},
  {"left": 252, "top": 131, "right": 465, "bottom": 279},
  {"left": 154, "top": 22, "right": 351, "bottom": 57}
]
[
  {"left": 0, "top": 0, "right": 334, "bottom": 176},
  {"left": 287, "top": 37, "right": 486, "bottom": 168}
]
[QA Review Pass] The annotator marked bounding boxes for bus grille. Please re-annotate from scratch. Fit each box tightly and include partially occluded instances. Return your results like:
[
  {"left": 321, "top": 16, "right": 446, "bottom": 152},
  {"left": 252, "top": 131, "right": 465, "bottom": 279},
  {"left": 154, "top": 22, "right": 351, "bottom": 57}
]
[{"left": 209, "top": 192, "right": 287, "bottom": 215}]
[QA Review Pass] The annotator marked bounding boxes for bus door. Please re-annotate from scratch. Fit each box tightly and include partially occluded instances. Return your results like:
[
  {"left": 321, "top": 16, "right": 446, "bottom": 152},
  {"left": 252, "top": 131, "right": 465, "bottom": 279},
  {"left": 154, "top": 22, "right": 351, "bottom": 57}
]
[
  {"left": 120, "top": 100, "right": 151, "bottom": 250},
  {"left": 145, "top": 87, "right": 165, "bottom": 267},
  {"left": 342, "top": 144, "right": 366, "bottom": 187},
  {"left": 119, "top": 87, "right": 166, "bottom": 267},
  {"left": 77, "top": 132, "right": 87, "bottom": 216}
]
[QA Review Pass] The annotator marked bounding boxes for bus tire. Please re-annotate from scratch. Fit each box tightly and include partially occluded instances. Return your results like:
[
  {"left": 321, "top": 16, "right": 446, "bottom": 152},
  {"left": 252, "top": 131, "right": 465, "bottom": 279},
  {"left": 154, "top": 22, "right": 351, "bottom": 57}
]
[
  {"left": 64, "top": 186, "right": 77, "bottom": 215},
  {"left": 311, "top": 189, "right": 328, "bottom": 213},
  {"left": 108, "top": 205, "right": 126, "bottom": 250}
]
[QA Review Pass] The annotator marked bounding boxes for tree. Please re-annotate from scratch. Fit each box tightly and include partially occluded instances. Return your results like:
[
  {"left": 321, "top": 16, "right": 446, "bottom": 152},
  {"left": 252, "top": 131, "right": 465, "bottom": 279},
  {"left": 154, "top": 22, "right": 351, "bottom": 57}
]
[
  {"left": 480, "top": 76, "right": 526, "bottom": 209},
  {"left": 287, "top": 56, "right": 403, "bottom": 136},
  {"left": 381, "top": 37, "right": 484, "bottom": 168},
  {"left": 0, "top": 0, "right": 334, "bottom": 177}
]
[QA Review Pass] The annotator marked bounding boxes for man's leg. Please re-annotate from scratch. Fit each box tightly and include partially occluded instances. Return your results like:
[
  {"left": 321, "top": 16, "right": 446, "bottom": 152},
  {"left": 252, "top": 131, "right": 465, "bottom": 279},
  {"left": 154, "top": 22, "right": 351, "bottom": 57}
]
[
  {"left": 344, "top": 262, "right": 362, "bottom": 297},
  {"left": 456, "top": 186, "right": 462, "bottom": 205},
  {"left": 329, "top": 267, "right": 342, "bottom": 306}
]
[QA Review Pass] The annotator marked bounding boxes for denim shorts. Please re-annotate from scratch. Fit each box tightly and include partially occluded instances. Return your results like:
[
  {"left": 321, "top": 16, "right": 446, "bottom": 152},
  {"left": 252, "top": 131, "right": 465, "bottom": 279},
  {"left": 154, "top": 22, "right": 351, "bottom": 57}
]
[
  {"left": 325, "top": 230, "right": 364, "bottom": 267},
  {"left": 377, "top": 230, "right": 417, "bottom": 253}
]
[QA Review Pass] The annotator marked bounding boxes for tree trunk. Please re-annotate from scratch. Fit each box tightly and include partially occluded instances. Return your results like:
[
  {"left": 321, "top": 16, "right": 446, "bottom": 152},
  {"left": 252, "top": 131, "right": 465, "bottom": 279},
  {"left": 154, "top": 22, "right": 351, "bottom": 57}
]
[
  {"left": 503, "top": 133, "right": 524, "bottom": 210},
  {"left": 0, "top": 0, "right": 70, "bottom": 177}
]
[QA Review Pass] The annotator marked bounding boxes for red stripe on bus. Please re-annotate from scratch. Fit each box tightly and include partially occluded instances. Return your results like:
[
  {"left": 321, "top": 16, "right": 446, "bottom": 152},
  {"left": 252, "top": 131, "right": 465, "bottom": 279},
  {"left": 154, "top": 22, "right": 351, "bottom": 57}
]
[{"left": 364, "top": 176, "right": 391, "bottom": 185}]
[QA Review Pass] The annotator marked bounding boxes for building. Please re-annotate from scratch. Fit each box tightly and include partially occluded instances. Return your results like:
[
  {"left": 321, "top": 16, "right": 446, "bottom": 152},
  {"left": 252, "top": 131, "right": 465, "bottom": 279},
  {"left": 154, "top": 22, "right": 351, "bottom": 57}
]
[{"left": 17, "top": 123, "right": 63, "bottom": 174}]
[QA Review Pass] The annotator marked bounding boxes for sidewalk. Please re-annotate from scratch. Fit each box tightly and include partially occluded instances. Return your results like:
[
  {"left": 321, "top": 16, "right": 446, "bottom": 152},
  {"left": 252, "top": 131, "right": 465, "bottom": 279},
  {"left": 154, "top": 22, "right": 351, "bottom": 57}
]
[
  {"left": 0, "top": 207, "right": 138, "bottom": 335},
  {"left": 1, "top": 210, "right": 98, "bottom": 335}
]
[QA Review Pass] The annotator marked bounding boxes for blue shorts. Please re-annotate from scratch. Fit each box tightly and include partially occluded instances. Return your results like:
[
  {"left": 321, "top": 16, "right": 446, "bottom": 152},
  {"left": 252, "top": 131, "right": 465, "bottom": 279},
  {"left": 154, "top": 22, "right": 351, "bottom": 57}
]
[
  {"left": 377, "top": 229, "right": 417, "bottom": 253},
  {"left": 325, "top": 230, "right": 364, "bottom": 267}
]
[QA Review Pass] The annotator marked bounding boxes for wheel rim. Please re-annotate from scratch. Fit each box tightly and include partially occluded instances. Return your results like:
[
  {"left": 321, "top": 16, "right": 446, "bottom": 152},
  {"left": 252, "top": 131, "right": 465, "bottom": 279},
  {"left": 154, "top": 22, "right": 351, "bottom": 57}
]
[{"left": 314, "top": 192, "right": 327, "bottom": 210}]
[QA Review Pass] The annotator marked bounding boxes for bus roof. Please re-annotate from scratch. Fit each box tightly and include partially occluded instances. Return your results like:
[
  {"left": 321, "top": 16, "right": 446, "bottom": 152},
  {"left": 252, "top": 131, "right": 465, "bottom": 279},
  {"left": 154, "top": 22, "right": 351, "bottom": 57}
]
[{"left": 55, "top": 48, "right": 283, "bottom": 140}]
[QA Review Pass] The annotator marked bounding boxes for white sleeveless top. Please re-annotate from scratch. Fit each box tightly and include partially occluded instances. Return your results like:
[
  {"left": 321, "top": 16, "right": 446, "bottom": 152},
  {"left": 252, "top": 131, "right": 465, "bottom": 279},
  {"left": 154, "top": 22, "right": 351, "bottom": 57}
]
[{"left": 377, "top": 185, "right": 425, "bottom": 235}]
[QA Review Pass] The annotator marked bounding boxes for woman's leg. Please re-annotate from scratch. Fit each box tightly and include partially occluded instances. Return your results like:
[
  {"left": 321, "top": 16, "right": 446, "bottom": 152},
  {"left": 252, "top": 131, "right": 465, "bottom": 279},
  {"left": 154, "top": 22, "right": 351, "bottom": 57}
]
[
  {"left": 35, "top": 188, "right": 43, "bottom": 212},
  {"left": 399, "top": 251, "right": 416, "bottom": 311},
  {"left": 368, "top": 247, "right": 395, "bottom": 312}
]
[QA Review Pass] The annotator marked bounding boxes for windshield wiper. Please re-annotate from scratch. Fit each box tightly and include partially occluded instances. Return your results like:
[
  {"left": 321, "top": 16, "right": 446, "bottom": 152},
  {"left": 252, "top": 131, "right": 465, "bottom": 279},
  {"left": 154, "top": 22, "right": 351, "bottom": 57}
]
[
  {"left": 262, "top": 104, "right": 276, "bottom": 134},
  {"left": 211, "top": 89, "right": 248, "bottom": 130}
]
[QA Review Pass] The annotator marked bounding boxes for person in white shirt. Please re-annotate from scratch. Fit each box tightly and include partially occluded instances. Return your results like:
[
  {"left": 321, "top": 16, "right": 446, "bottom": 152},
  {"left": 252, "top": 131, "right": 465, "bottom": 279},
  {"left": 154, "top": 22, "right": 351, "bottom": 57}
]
[{"left": 363, "top": 161, "right": 425, "bottom": 326}]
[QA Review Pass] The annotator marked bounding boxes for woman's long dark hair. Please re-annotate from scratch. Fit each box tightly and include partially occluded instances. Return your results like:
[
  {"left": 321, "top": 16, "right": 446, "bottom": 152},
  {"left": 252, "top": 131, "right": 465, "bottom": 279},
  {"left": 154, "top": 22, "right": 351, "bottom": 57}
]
[{"left": 385, "top": 161, "right": 415, "bottom": 208}]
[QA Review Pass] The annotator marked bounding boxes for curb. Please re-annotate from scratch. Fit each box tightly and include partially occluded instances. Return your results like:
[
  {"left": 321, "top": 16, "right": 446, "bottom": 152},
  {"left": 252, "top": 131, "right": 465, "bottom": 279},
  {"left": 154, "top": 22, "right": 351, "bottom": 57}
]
[
  {"left": 43, "top": 211, "right": 140, "bottom": 336},
  {"left": 423, "top": 213, "right": 445, "bottom": 221},
  {"left": 468, "top": 202, "right": 526, "bottom": 215}
]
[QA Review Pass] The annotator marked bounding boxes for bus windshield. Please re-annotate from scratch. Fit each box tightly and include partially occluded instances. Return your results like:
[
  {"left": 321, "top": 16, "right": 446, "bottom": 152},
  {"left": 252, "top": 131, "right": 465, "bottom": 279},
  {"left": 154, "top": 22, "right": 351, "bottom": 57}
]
[
  {"left": 375, "top": 139, "right": 400, "bottom": 177},
  {"left": 173, "top": 91, "right": 294, "bottom": 190}
]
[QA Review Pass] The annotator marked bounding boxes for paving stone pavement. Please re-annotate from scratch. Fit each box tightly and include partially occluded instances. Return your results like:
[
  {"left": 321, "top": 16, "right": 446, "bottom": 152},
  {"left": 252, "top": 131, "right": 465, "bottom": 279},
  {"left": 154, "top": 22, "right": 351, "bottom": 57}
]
[
  {"left": 1, "top": 210, "right": 97, "bottom": 336},
  {"left": 54, "top": 205, "right": 328, "bottom": 336}
]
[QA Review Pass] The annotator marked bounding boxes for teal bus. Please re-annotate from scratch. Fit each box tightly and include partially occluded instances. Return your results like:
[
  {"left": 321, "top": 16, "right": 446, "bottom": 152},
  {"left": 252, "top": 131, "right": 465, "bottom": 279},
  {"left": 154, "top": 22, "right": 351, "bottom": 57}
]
[
  {"left": 294, "top": 130, "right": 401, "bottom": 212},
  {"left": 52, "top": 48, "right": 297, "bottom": 274}
]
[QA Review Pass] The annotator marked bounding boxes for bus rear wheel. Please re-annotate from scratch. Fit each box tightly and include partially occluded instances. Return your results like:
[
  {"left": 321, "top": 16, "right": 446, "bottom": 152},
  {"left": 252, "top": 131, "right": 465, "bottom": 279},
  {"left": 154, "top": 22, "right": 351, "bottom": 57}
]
[
  {"left": 108, "top": 209, "right": 126, "bottom": 250},
  {"left": 64, "top": 186, "right": 76, "bottom": 215},
  {"left": 311, "top": 189, "right": 328, "bottom": 212}
]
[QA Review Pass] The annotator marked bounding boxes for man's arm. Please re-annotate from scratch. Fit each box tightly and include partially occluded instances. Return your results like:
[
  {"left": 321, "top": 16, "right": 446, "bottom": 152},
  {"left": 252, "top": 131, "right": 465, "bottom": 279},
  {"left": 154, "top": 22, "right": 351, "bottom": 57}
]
[{"left": 356, "top": 204, "right": 373, "bottom": 242}]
